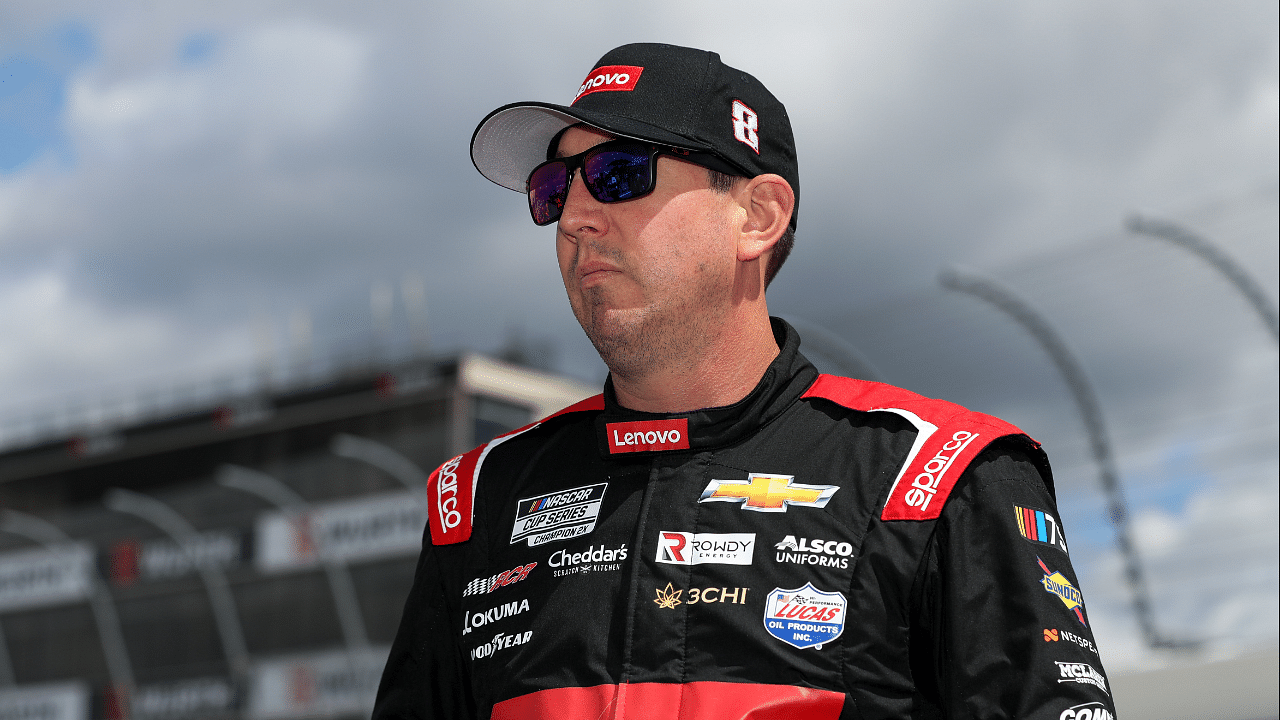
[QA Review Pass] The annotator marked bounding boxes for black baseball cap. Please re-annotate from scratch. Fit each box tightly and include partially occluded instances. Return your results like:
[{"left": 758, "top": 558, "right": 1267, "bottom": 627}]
[{"left": 470, "top": 42, "right": 799, "bottom": 230}]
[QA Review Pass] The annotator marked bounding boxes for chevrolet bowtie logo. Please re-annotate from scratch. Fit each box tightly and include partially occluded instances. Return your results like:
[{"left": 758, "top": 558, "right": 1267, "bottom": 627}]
[{"left": 699, "top": 473, "right": 839, "bottom": 513}]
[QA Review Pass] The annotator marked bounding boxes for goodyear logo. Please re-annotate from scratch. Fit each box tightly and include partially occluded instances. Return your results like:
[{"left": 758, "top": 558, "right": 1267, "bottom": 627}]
[{"left": 1039, "top": 556, "right": 1086, "bottom": 626}]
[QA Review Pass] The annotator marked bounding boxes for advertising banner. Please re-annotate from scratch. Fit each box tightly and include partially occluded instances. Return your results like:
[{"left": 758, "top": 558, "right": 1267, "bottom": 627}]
[
  {"left": 133, "top": 678, "right": 236, "bottom": 719},
  {"left": 254, "top": 491, "right": 425, "bottom": 572},
  {"left": 245, "top": 648, "right": 388, "bottom": 719},
  {"left": 0, "top": 543, "right": 93, "bottom": 613},
  {"left": 110, "top": 530, "right": 245, "bottom": 585},
  {"left": 0, "top": 682, "right": 89, "bottom": 720}
]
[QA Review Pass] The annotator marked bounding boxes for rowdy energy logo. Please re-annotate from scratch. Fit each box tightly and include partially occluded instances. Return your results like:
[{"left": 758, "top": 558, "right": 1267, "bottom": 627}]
[
  {"left": 655, "top": 532, "right": 754, "bottom": 565},
  {"left": 510, "top": 483, "right": 607, "bottom": 547},
  {"left": 1016, "top": 505, "right": 1069, "bottom": 555},
  {"left": 1055, "top": 661, "right": 1108, "bottom": 694},
  {"left": 763, "top": 582, "right": 847, "bottom": 650},
  {"left": 1038, "top": 557, "right": 1087, "bottom": 626},
  {"left": 700, "top": 474, "right": 838, "bottom": 513}
]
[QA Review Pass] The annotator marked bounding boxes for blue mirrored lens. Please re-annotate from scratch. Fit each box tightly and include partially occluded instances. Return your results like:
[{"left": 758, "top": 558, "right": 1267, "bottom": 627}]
[
  {"left": 528, "top": 162, "right": 569, "bottom": 225},
  {"left": 583, "top": 148, "right": 652, "bottom": 202}
]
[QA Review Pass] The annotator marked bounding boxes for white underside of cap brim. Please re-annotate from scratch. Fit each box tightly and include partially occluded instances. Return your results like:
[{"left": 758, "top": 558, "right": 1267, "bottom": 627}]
[{"left": 471, "top": 106, "right": 583, "bottom": 192}]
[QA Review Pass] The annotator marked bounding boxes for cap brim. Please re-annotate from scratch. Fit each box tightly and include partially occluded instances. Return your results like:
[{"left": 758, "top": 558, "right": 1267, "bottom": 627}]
[{"left": 470, "top": 102, "right": 715, "bottom": 192}]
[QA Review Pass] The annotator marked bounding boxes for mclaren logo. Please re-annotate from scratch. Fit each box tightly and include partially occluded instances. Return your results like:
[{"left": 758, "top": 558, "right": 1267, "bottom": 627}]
[{"left": 699, "top": 473, "right": 838, "bottom": 513}]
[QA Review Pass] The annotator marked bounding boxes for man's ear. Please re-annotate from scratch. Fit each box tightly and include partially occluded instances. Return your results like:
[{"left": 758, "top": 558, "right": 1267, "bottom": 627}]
[{"left": 735, "top": 174, "right": 794, "bottom": 263}]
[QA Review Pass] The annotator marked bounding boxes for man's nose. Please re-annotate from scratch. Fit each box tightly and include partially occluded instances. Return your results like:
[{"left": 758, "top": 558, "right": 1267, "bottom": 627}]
[{"left": 557, "top": 170, "right": 607, "bottom": 237}]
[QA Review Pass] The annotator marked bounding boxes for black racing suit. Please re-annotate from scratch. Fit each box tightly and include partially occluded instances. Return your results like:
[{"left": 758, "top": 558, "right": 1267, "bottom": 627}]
[{"left": 374, "top": 319, "right": 1116, "bottom": 719}]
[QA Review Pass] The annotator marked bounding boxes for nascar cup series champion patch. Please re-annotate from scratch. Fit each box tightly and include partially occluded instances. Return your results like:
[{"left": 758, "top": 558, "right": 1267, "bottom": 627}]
[{"left": 763, "top": 582, "right": 847, "bottom": 650}]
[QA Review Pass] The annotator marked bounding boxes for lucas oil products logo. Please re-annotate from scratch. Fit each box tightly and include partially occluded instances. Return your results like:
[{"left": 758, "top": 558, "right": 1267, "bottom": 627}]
[
  {"left": 462, "top": 598, "right": 529, "bottom": 635},
  {"left": 1059, "top": 702, "right": 1113, "bottom": 720},
  {"left": 462, "top": 562, "right": 535, "bottom": 597},
  {"left": 655, "top": 532, "right": 754, "bottom": 565},
  {"left": 699, "top": 473, "right": 838, "bottom": 512},
  {"left": 774, "top": 535, "right": 853, "bottom": 568},
  {"left": 1016, "top": 505, "right": 1069, "bottom": 555},
  {"left": 1038, "top": 557, "right": 1087, "bottom": 626},
  {"left": 510, "top": 483, "right": 607, "bottom": 547},
  {"left": 1055, "top": 661, "right": 1108, "bottom": 694},
  {"left": 548, "top": 544, "right": 627, "bottom": 578},
  {"left": 763, "top": 582, "right": 847, "bottom": 650},
  {"left": 606, "top": 419, "right": 689, "bottom": 453}
]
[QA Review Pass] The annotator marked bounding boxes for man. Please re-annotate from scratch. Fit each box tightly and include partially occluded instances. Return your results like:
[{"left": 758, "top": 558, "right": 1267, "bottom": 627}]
[{"left": 374, "top": 43, "right": 1114, "bottom": 719}]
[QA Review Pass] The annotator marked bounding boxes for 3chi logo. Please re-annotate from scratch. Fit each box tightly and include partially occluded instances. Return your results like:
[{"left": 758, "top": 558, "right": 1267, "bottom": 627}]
[
  {"left": 700, "top": 473, "right": 838, "bottom": 512},
  {"left": 654, "top": 583, "right": 683, "bottom": 609},
  {"left": 731, "top": 99, "right": 759, "bottom": 153},
  {"left": 653, "top": 583, "right": 749, "bottom": 609}
]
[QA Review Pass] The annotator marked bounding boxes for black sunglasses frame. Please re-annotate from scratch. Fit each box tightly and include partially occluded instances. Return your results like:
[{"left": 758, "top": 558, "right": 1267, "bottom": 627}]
[{"left": 525, "top": 138, "right": 747, "bottom": 226}]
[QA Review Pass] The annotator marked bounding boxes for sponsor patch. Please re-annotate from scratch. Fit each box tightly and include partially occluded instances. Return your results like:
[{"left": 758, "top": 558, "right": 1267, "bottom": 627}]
[
  {"left": 1055, "top": 661, "right": 1108, "bottom": 694},
  {"left": 462, "top": 598, "right": 530, "bottom": 635},
  {"left": 731, "top": 99, "right": 760, "bottom": 153},
  {"left": 1016, "top": 505, "right": 1069, "bottom": 555},
  {"left": 573, "top": 65, "right": 643, "bottom": 102},
  {"left": 469, "top": 630, "right": 533, "bottom": 661},
  {"left": 773, "top": 535, "right": 853, "bottom": 569},
  {"left": 606, "top": 419, "right": 689, "bottom": 453},
  {"left": 1039, "top": 557, "right": 1087, "bottom": 626},
  {"left": 548, "top": 544, "right": 628, "bottom": 578},
  {"left": 763, "top": 582, "right": 847, "bottom": 650},
  {"left": 462, "top": 562, "right": 536, "bottom": 597},
  {"left": 653, "top": 582, "right": 749, "bottom": 609},
  {"left": 654, "top": 582, "right": 683, "bottom": 609},
  {"left": 1059, "top": 702, "right": 1114, "bottom": 720},
  {"left": 1046, "top": 627, "right": 1099, "bottom": 654},
  {"left": 700, "top": 474, "right": 838, "bottom": 513},
  {"left": 510, "top": 483, "right": 607, "bottom": 546},
  {"left": 656, "top": 532, "right": 754, "bottom": 565}
]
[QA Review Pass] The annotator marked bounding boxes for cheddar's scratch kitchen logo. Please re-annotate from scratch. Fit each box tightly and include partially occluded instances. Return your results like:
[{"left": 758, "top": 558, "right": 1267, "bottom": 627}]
[
  {"left": 699, "top": 474, "right": 838, "bottom": 513},
  {"left": 1038, "top": 557, "right": 1087, "bottom": 626},
  {"left": 509, "top": 483, "right": 607, "bottom": 547},
  {"left": 548, "top": 544, "right": 627, "bottom": 578}
]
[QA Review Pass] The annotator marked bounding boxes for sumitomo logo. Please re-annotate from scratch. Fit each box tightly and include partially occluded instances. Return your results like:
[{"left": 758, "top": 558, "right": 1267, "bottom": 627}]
[
  {"left": 655, "top": 532, "right": 754, "bottom": 566},
  {"left": 1059, "top": 702, "right": 1114, "bottom": 720},
  {"left": 436, "top": 454, "right": 463, "bottom": 530},
  {"left": 573, "top": 64, "right": 644, "bottom": 102},
  {"left": 1055, "top": 661, "right": 1108, "bottom": 694},
  {"left": 904, "top": 430, "right": 979, "bottom": 511},
  {"left": 509, "top": 483, "right": 607, "bottom": 547},
  {"left": 773, "top": 535, "right": 854, "bottom": 569}
]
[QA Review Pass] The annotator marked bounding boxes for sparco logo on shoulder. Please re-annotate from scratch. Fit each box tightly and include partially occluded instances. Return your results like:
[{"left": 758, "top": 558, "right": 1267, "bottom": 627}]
[
  {"left": 436, "top": 455, "right": 463, "bottom": 529},
  {"left": 905, "top": 430, "right": 979, "bottom": 511}
]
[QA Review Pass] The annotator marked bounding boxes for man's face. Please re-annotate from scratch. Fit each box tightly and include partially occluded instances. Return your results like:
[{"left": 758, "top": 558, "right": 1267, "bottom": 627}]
[{"left": 555, "top": 126, "right": 743, "bottom": 376}]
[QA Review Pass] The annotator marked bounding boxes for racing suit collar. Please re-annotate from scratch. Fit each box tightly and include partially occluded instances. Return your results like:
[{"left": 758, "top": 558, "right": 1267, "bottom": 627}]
[{"left": 595, "top": 317, "right": 819, "bottom": 456}]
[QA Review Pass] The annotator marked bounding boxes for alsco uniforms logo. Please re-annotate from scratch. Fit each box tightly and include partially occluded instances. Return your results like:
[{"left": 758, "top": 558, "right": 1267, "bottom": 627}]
[
  {"left": 763, "top": 582, "right": 847, "bottom": 650},
  {"left": 699, "top": 474, "right": 838, "bottom": 512},
  {"left": 1038, "top": 557, "right": 1087, "bottom": 626}
]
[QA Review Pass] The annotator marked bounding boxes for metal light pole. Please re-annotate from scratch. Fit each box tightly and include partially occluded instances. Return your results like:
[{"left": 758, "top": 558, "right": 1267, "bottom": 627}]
[
  {"left": 215, "top": 464, "right": 370, "bottom": 649},
  {"left": 939, "top": 267, "right": 1191, "bottom": 650},
  {"left": 0, "top": 510, "right": 136, "bottom": 695},
  {"left": 330, "top": 434, "right": 430, "bottom": 496},
  {"left": 103, "top": 489, "right": 251, "bottom": 680},
  {"left": 777, "top": 315, "right": 883, "bottom": 382},
  {"left": 1127, "top": 214, "right": 1279, "bottom": 342}
]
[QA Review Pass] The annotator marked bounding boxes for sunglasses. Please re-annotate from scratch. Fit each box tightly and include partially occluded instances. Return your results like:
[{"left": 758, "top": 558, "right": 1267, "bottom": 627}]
[{"left": 526, "top": 139, "right": 743, "bottom": 226}]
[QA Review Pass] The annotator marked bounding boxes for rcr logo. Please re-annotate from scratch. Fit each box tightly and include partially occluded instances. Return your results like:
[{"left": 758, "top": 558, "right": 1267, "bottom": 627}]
[
  {"left": 732, "top": 100, "right": 759, "bottom": 153},
  {"left": 436, "top": 455, "right": 463, "bottom": 529},
  {"left": 904, "top": 430, "right": 979, "bottom": 511}
]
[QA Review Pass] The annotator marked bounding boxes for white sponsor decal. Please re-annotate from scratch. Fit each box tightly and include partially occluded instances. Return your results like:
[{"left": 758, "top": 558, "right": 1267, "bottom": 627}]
[
  {"left": 134, "top": 678, "right": 235, "bottom": 720},
  {"left": 246, "top": 648, "right": 387, "bottom": 720},
  {"left": 655, "top": 532, "right": 754, "bottom": 566},
  {"left": 254, "top": 491, "right": 426, "bottom": 572},
  {"left": 1059, "top": 702, "right": 1114, "bottom": 720},
  {"left": 462, "top": 563, "right": 537, "bottom": 597},
  {"left": 903, "top": 430, "right": 979, "bottom": 511},
  {"left": 469, "top": 630, "right": 533, "bottom": 661},
  {"left": 435, "top": 455, "right": 463, "bottom": 530},
  {"left": 773, "top": 535, "right": 853, "bottom": 569},
  {"left": 1055, "top": 661, "right": 1109, "bottom": 694},
  {"left": 731, "top": 99, "right": 760, "bottom": 153},
  {"left": 549, "top": 544, "right": 627, "bottom": 577},
  {"left": 509, "top": 484, "right": 607, "bottom": 547},
  {"left": 463, "top": 598, "right": 530, "bottom": 635},
  {"left": 0, "top": 682, "right": 88, "bottom": 720},
  {"left": 0, "top": 544, "right": 93, "bottom": 613},
  {"left": 121, "top": 531, "right": 242, "bottom": 583}
]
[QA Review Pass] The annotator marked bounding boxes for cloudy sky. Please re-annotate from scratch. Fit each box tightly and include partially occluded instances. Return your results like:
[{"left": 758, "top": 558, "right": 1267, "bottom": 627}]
[{"left": 1, "top": 0, "right": 1276, "bottom": 672}]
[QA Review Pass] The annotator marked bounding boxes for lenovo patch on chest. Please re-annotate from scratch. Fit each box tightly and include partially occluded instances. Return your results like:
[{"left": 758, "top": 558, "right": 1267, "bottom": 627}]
[
  {"left": 606, "top": 419, "right": 689, "bottom": 453},
  {"left": 510, "top": 483, "right": 607, "bottom": 547},
  {"left": 763, "top": 582, "right": 847, "bottom": 650}
]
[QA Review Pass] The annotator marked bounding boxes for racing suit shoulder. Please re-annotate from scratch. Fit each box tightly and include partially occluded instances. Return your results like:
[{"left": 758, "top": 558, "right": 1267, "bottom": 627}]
[
  {"left": 800, "top": 373, "right": 1050, "bottom": 521},
  {"left": 426, "top": 394, "right": 605, "bottom": 545}
]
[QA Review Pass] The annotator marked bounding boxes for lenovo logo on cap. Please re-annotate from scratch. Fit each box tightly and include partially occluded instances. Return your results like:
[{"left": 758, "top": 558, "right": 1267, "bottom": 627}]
[
  {"left": 574, "top": 65, "right": 644, "bottom": 103},
  {"left": 606, "top": 419, "right": 689, "bottom": 453}
]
